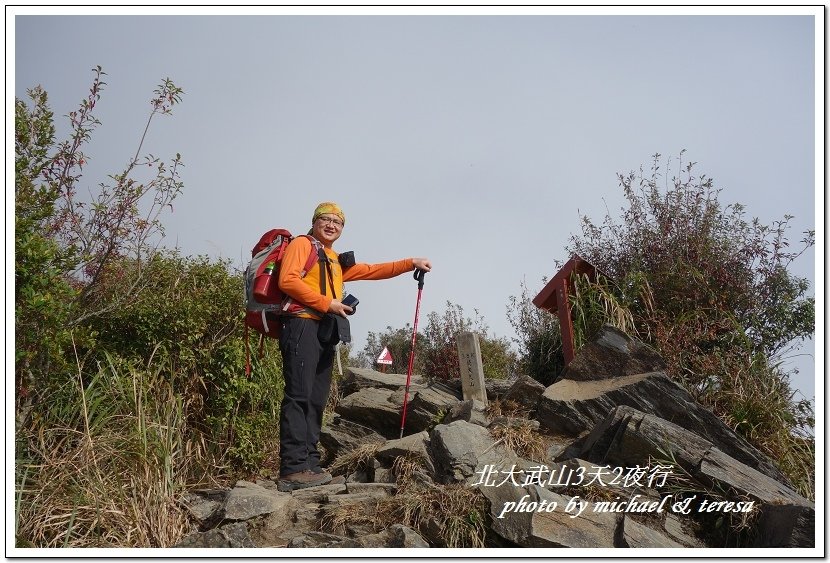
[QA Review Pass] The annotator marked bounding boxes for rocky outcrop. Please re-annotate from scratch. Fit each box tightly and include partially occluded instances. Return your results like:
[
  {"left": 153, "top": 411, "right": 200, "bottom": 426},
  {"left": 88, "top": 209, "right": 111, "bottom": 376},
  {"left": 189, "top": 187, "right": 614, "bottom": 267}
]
[
  {"left": 176, "top": 328, "right": 814, "bottom": 550},
  {"left": 558, "top": 324, "right": 667, "bottom": 381},
  {"left": 536, "top": 326, "right": 792, "bottom": 486}
]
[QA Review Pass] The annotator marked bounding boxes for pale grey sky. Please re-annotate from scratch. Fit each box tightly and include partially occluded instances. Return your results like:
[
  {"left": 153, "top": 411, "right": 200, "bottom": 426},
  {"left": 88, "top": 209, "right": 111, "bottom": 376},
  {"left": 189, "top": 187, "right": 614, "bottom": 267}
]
[{"left": 10, "top": 8, "right": 821, "bottom": 401}]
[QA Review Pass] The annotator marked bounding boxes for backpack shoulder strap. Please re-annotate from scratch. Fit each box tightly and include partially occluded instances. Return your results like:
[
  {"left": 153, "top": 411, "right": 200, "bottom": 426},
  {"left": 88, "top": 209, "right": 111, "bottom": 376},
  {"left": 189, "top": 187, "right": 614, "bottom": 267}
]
[
  {"left": 299, "top": 235, "right": 322, "bottom": 275},
  {"left": 300, "top": 235, "right": 337, "bottom": 297}
]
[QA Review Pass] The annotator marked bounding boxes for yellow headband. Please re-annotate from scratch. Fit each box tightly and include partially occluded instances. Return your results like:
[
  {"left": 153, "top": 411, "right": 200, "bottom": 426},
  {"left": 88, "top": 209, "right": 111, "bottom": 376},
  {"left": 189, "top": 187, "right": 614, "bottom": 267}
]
[{"left": 312, "top": 202, "right": 345, "bottom": 226}]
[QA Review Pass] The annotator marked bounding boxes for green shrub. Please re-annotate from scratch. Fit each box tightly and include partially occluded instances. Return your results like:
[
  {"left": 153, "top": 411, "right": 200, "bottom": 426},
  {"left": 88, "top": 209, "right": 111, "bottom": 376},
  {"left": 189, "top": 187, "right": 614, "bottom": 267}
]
[
  {"left": 568, "top": 153, "right": 814, "bottom": 392},
  {"left": 15, "top": 68, "right": 294, "bottom": 548},
  {"left": 15, "top": 67, "right": 183, "bottom": 417},
  {"left": 356, "top": 302, "right": 517, "bottom": 381},
  {"left": 356, "top": 324, "right": 421, "bottom": 375},
  {"left": 507, "top": 280, "right": 564, "bottom": 385},
  {"left": 417, "top": 301, "right": 516, "bottom": 380},
  {"left": 86, "top": 251, "right": 283, "bottom": 471},
  {"left": 15, "top": 86, "right": 86, "bottom": 413},
  {"left": 511, "top": 152, "right": 815, "bottom": 496}
]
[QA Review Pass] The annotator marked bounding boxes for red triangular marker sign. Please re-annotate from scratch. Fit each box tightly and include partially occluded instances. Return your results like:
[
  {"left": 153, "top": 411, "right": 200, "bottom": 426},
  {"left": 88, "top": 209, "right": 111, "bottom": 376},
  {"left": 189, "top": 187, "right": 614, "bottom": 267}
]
[{"left": 376, "top": 346, "right": 394, "bottom": 365}]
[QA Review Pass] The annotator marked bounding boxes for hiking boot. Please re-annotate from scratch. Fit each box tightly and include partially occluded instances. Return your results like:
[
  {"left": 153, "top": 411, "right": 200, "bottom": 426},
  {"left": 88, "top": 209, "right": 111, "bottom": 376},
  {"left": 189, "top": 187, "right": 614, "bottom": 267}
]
[{"left": 277, "top": 469, "right": 332, "bottom": 492}]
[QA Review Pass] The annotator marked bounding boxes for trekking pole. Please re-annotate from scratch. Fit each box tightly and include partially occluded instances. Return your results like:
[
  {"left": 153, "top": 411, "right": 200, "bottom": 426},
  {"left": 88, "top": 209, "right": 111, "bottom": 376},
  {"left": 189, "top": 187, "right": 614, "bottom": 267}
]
[{"left": 399, "top": 268, "right": 427, "bottom": 439}]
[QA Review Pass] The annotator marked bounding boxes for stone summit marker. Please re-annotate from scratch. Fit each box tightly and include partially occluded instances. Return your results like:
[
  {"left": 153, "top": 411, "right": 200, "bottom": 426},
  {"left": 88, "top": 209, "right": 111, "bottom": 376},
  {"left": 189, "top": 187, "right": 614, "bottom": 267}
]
[{"left": 456, "top": 331, "right": 488, "bottom": 406}]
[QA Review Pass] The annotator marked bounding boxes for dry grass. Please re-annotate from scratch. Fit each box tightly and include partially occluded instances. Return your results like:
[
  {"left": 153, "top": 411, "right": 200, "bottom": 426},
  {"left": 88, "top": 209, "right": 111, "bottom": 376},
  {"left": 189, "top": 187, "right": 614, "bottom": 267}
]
[
  {"left": 710, "top": 354, "right": 815, "bottom": 500},
  {"left": 489, "top": 422, "right": 549, "bottom": 462},
  {"left": 320, "top": 476, "right": 489, "bottom": 548},
  {"left": 379, "top": 453, "right": 488, "bottom": 548},
  {"left": 321, "top": 500, "right": 379, "bottom": 536},
  {"left": 15, "top": 356, "right": 202, "bottom": 548},
  {"left": 486, "top": 398, "right": 550, "bottom": 462},
  {"left": 486, "top": 398, "right": 531, "bottom": 420},
  {"left": 325, "top": 449, "right": 489, "bottom": 548},
  {"left": 571, "top": 272, "right": 641, "bottom": 348},
  {"left": 375, "top": 482, "right": 488, "bottom": 548},
  {"left": 328, "top": 442, "right": 382, "bottom": 477},
  {"left": 17, "top": 428, "right": 193, "bottom": 548},
  {"left": 389, "top": 452, "right": 424, "bottom": 483}
]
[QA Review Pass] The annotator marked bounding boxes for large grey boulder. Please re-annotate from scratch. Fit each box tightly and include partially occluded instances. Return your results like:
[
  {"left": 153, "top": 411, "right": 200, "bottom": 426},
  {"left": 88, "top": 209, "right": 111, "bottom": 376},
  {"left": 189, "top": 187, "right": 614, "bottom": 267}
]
[
  {"left": 181, "top": 489, "right": 226, "bottom": 530},
  {"left": 620, "top": 517, "right": 684, "bottom": 548},
  {"left": 486, "top": 378, "right": 517, "bottom": 400},
  {"left": 375, "top": 432, "right": 437, "bottom": 478},
  {"left": 287, "top": 525, "right": 429, "bottom": 548},
  {"left": 336, "top": 384, "right": 464, "bottom": 440},
  {"left": 483, "top": 484, "right": 618, "bottom": 548},
  {"left": 443, "top": 377, "right": 514, "bottom": 401},
  {"left": 290, "top": 483, "right": 347, "bottom": 504},
  {"left": 335, "top": 387, "right": 404, "bottom": 439},
  {"left": 662, "top": 513, "right": 706, "bottom": 548},
  {"left": 174, "top": 528, "right": 229, "bottom": 548},
  {"left": 442, "top": 399, "right": 490, "bottom": 427},
  {"left": 219, "top": 522, "right": 257, "bottom": 548},
  {"left": 701, "top": 448, "right": 814, "bottom": 548},
  {"left": 376, "top": 431, "right": 431, "bottom": 463},
  {"left": 223, "top": 480, "right": 296, "bottom": 522},
  {"left": 288, "top": 531, "right": 352, "bottom": 548},
  {"left": 524, "top": 487, "right": 619, "bottom": 548},
  {"left": 430, "top": 420, "right": 519, "bottom": 483},
  {"left": 501, "top": 374, "right": 546, "bottom": 413},
  {"left": 478, "top": 478, "right": 533, "bottom": 545},
  {"left": 403, "top": 385, "right": 463, "bottom": 431},
  {"left": 175, "top": 523, "right": 255, "bottom": 548},
  {"left": 337, "top": 525, "right": 430, "bottom": 548},
  {"left": 340, "top": 367, "right": 425, "bottom": 395}
]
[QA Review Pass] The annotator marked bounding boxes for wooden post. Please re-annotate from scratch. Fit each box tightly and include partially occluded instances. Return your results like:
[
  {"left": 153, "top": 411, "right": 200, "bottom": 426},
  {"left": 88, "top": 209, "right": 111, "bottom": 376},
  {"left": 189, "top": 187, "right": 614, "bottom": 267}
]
[
  {"left": 456, "top": 331, "right": 488, "bottom": 406},
  {"left": 556, "top": 276, "right": 576, "bottom": 365},
  {"left": 532, "top": 254, "right": 600, "bottom": 368}
]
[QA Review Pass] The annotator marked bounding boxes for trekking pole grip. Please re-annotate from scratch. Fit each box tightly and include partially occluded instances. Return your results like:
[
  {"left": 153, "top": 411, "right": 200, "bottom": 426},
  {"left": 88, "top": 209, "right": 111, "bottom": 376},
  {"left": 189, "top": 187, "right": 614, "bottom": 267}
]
[{"left": 414, "top": 268, "right": 426, "bottom": 290}]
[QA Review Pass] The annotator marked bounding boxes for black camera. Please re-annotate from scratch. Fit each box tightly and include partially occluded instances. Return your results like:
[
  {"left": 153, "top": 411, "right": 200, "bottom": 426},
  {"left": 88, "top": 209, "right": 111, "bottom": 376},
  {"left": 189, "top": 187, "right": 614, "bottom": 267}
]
[
  {"left": 338, "top": 251, "right": 356, "bottom": 268},
  {"left": 342, "top": 293, "right": 359, "bottom": 315}
]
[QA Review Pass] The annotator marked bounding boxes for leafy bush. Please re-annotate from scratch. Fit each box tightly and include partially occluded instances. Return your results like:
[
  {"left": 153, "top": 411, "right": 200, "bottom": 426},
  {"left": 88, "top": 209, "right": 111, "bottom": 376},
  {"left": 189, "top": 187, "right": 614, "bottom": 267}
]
[
  {"left": 418, "top": 302, "right": 516, "bottom": 380},
  {"left": 507, "top": 280, "right": 564, "bottom": 386},
  {"left": 510, "top": 152, "right": 814, "bottom": 496},
  {"left": 356, "top": 302, "right": 516, "bottom": 380},
  {"left": 15, "top": 67, "right": 184, "bottom": 414},
  {"left": 15, "top": 85, "right": 87, "bottom": 412},
  {"left": 568, "top": 153, "right": 814, "bottom": 390},
  {"left": 356, "top": 324, "right": 421, "bottom": 375},
  {"left": 15, "top": 69, "right": 288, "bottom": 548},
  {"left": 85, "top": 251, "right": 283, "bottom": 470}
]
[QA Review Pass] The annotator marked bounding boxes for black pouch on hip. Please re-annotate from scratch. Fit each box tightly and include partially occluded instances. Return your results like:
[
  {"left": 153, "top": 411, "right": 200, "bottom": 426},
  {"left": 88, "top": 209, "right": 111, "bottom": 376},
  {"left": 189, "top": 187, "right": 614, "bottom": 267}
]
[
  {"left": 335, "top": 315, "right": 351, "bottom": 344},
  {"left": 318, "top": 314, "right": 351, "bottom": 345}
]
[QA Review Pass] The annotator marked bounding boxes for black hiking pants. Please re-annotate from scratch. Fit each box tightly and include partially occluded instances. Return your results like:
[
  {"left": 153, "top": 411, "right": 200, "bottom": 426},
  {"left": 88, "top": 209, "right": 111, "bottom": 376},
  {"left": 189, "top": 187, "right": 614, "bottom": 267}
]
[{"left": 278, "top": 316, "right": 335, "bottom": 477}]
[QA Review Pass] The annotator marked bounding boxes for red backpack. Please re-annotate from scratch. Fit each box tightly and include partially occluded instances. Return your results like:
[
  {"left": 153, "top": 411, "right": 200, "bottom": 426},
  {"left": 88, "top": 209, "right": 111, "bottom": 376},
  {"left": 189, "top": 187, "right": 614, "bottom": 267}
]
[{"left": 244, "top": 228, "right": 320, "bottom": 375}]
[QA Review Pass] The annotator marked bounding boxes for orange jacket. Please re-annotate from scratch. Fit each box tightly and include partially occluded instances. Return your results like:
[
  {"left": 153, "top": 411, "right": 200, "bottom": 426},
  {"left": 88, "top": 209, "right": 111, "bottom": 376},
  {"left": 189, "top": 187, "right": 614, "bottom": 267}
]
[{"left": 278, "top": 235, "right": 415, "bottom": 319}]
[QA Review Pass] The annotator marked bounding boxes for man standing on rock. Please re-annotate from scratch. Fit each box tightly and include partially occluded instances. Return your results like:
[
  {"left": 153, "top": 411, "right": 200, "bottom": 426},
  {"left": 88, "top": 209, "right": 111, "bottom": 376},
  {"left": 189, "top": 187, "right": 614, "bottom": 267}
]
[{"left": 276, "top": 201, "right": 432, "bottom": 492}]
